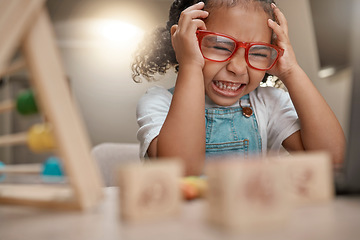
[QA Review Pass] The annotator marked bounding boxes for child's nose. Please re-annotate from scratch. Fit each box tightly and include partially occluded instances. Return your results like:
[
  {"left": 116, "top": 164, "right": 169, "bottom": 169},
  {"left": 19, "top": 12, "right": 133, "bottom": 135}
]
[{"left": 226, "top": 50, "right": 248, "bottom": 75}]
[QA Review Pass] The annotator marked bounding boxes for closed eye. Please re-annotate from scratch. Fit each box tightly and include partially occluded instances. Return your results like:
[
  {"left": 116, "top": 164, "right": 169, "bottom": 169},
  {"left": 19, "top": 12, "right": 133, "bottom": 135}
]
[
  {"left": 249, "top": 53, "right": 268, "bottom": 58},
  {"left": 213, "top": 46, "right": 232, "bottom": 52}
]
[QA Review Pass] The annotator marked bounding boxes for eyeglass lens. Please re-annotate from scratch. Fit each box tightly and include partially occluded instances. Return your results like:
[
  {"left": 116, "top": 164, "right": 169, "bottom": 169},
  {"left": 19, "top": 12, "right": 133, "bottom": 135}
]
[{"left": 200, "top": 34, "right": 279, "bottom": 70}]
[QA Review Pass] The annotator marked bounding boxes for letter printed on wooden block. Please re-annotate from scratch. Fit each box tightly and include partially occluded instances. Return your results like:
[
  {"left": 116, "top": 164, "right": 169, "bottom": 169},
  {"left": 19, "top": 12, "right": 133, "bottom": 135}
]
[
  {"left": 117, "top": 160, "right": 183, "bottom": 222},
  {"left": 279, "top": 152, "right": 334, "bottom": 206},
  {"left": 205, "top": 159, "right": 291, "bottom": 231}
]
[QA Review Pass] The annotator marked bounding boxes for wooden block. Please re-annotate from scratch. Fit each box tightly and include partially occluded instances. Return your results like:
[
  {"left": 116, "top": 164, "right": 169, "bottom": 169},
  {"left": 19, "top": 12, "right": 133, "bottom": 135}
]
[
  {"left": 274, "top": 152, "right": 334, "bottom": 206},
  {"left": 117, "top": 159, "right": 183, "bottom": 222},
  {"left": 205, "top": 158, "right": 291, "bottom": 231}
]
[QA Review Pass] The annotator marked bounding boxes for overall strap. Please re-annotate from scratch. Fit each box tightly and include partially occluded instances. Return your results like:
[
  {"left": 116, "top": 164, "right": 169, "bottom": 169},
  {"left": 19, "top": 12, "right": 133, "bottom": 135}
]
[{"left": 168, "top": 87, "right": 175, "bottom": 95}]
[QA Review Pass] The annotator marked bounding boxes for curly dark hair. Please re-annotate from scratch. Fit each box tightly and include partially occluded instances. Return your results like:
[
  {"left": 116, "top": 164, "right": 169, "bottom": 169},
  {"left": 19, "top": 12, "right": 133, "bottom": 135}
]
[{"left": 131, "top": 0, "right": 277, "bottom": 83}]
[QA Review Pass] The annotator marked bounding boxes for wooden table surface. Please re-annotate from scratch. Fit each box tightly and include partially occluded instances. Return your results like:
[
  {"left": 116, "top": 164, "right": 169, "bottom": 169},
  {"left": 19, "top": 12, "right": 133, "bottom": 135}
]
[{"left": 1, "top": 187, "right": 360, "bottom": 240}]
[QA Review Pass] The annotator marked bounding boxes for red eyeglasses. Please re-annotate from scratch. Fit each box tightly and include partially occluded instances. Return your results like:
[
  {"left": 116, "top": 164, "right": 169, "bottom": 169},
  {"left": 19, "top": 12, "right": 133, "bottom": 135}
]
[{"left": 196, "top": 30, "right": 284, "bottom": 71}]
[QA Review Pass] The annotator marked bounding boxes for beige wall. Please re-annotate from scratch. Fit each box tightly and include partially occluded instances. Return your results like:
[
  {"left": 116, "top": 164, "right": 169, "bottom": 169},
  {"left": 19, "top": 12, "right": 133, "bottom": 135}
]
[
  {"left": 53, "top": 0, "right": 175, "bottom": 145},
  {"left": 54, "top": 0, "right": 352, "bottom": 146}
]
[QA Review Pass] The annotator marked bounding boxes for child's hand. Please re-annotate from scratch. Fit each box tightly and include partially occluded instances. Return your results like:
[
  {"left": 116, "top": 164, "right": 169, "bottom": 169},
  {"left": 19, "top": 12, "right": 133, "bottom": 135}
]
[
  {"left": 267, "top": 4, "right": 299, "bottom": 81},
  {"left": 170, "top": 2, "right": 209, "bottom": 69}
]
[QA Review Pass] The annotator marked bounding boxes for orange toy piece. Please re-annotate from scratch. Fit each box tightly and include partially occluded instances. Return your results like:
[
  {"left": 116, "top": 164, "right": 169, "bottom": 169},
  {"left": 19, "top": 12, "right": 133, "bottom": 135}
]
[{"left": 180, "top": 176, "right": 208, "bottom": 200}]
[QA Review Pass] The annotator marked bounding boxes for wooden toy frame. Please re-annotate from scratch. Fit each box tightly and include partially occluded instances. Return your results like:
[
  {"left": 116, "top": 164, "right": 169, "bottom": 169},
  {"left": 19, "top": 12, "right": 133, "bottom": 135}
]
[{"left": 0, "top": 0, "right": 104, "bottom": 210}]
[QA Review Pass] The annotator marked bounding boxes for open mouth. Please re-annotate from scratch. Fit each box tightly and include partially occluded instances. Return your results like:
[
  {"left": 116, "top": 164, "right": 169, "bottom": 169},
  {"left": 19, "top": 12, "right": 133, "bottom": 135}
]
[
  {"left": 214, "top": 80, "right": 242, "bottom": 91},
  {"left": 212, "top": 80, "right": 245, "bottom": 97}
]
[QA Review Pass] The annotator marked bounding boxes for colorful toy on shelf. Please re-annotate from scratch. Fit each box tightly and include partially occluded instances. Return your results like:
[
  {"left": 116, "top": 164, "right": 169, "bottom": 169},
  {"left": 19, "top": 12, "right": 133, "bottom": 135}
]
[
  {"left": 0, "top": 89, "right": 38, "bottom": 115},
  {"left": 180, "top": 176, "right": 208, "bottom": 200},
  {"left": 0, "top": 162, "right": 5, "bottom": 181},
  {"left": 0, "top": 156, "right": 65, "bottom": 182},
  {"left": 16, "top": 89, "right": 38, "bottom": 115},
  {"left": 0, "top": 123, "right": 55, "bottom": 152},
  {"left": 42, "top": 156, "right": 64, "bottom": 177}
]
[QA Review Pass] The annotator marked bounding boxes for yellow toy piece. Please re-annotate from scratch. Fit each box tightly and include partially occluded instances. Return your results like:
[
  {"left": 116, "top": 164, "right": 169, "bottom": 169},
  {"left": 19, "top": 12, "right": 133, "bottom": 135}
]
[
  {"left": 180, "top": 176, "right": 208, "bottom": 200},
  {"left": 27, "top": 123, "right": 56, "bottom": 152}
]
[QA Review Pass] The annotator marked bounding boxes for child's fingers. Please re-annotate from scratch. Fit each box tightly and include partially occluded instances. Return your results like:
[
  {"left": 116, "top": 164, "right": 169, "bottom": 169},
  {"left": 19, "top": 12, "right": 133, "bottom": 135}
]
[
  {"left": 269, "top": 3, "right": 295, "bottom": 55},
  {"left": 182, "top": 1, "right": 205, "bottom": 13},
  {"left": 170, "top": 1, "right": 208, "bottom": 66},
  {"left": 267, "top": 17, "right": 289, "bottom": 45},
  {"left": 178, "top": 9, "right": 209, "bottom": 29},
  {"left": 178, "top": 10, "right": 208, "bottom": 26},
  {"left": 177, "top": 2, "right": 208, "bottom": 31},
  {"left": 180, "top": 2, "right": 208, "bottom": 20},
  {"left": 271, "top": 3, "right": 289, "bottom": 36},
  {"left": 192, "top": 19, "right": 207, "bottom": 31}
]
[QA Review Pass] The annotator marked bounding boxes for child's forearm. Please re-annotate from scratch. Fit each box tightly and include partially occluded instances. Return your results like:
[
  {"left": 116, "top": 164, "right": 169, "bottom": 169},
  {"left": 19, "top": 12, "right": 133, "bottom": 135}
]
[
  {"left": 281, "top": 66, "right": 346, "bottom": 164},
  {"left": 268, "top": 4, "right": 345, "bottom": 164},
  {"left": 156, "top": 64, "right": 206, "bottom": 175}
]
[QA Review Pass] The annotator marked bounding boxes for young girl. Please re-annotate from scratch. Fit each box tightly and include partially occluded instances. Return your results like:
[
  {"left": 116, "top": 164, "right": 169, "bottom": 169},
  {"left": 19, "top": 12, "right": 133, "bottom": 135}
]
[{"left": 132, "top": 0, "right": 345, "bottom": 175}]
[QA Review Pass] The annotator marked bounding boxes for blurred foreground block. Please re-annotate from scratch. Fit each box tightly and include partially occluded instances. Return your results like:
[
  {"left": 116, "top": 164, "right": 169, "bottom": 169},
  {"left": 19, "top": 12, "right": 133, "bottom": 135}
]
[
  {"left": 117, "top": 159, "right": 183, "bottom": 222},
  {"left": 205, "top": 151, "right": 334, "bottom": 231},
  {"left": 277, "top": 151, "right": 334, "bottom": 206},
  {"left": 205, "top": 159, "right": 290, "bottom": 231}
]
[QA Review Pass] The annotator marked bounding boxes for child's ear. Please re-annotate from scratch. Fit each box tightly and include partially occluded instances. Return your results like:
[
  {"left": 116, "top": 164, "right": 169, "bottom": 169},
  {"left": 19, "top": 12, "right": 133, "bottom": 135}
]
[
  {"left": 170, "top": 25, "right": 178, "bottom": 49},
  {"left": 170, "top": 25, "right": 178, "bottom": 36}
]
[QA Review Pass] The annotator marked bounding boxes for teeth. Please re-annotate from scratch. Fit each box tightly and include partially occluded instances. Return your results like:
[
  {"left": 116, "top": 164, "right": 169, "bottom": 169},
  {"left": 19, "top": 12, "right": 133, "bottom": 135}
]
[{"left": 215, "top": 81, "right": 241, "bottom": 91}]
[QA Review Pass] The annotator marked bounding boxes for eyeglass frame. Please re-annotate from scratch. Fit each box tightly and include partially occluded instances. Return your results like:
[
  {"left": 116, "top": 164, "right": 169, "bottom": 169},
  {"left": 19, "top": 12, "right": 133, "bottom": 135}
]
[{"left": 196, "top": 30, "right": 284, "bottom": 71}]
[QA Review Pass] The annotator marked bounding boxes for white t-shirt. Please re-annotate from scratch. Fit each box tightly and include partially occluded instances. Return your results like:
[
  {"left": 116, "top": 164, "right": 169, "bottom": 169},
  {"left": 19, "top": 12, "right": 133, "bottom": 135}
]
[{"left": 136, "top": 85, "right": 300, "bottom": 158}]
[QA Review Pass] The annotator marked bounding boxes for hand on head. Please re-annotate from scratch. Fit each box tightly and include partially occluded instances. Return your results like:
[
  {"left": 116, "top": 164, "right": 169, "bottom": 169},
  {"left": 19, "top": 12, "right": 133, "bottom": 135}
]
[
  {"left": 170, "top": 2, "right": 209, "bottom": 69},
  {"left": 266, "top": 3, "right": 299, "bottom": 80}
]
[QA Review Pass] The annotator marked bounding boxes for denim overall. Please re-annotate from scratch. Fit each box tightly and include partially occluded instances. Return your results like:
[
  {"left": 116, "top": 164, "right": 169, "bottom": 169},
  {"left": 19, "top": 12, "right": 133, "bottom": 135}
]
[
  {"left": 168, "top": 88, "right": 262, "bottom": 158},
  {"left": 205, "top": 94, "right": 262, "bottom": 158}
]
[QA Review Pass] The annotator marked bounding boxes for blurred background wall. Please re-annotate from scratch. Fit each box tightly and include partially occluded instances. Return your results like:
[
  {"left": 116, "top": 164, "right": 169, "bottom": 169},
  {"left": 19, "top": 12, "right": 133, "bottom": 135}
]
[
  {"left": 46, "top": 0, "right": 175, "bottom": 147},
  {"left": 44, "top": 0, "right": 353, "bottom": 147}
]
